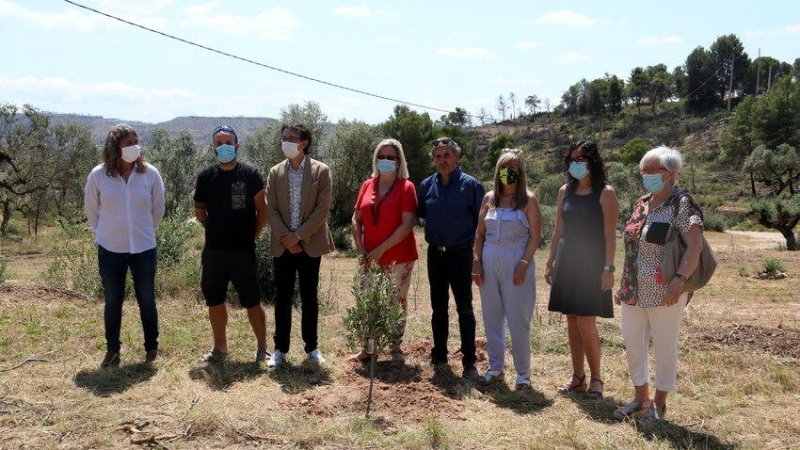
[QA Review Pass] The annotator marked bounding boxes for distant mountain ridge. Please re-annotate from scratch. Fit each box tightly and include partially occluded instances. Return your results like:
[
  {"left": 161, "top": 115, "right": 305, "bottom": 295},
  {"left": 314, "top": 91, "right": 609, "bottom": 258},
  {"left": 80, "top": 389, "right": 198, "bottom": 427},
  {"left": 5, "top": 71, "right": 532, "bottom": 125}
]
[{"left": 45, "top": 113, "right": 277, "bottom": 145}]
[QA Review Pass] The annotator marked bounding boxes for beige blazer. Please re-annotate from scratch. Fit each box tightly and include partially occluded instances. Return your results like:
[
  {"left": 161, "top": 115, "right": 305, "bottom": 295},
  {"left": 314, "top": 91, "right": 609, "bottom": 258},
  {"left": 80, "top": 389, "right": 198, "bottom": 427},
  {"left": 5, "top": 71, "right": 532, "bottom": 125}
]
[{"left": 266, "top": 157, "right": 335, "bottom": 258}]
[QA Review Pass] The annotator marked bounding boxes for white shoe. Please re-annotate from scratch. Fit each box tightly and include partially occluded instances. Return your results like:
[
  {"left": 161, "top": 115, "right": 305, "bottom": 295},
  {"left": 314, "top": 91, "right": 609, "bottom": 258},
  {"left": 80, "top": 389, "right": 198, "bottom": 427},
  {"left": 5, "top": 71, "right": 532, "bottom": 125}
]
[
  {"left": 267, "top": 349, "right": 285, "bottom": 368},
  {"left": 307, "top": 349, "right": 326, "bottom": 364}
]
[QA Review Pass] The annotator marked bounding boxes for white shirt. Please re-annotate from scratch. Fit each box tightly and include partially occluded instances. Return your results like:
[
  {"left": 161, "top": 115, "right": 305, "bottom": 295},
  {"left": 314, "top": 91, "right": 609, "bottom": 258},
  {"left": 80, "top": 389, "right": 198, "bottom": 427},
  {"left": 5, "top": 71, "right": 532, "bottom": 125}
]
[
  {"left": 287, "top": 156, "right": 306, "bottom": 231},
  {"left": 84, "top": 163, "right": 166, "bottom": 254}
]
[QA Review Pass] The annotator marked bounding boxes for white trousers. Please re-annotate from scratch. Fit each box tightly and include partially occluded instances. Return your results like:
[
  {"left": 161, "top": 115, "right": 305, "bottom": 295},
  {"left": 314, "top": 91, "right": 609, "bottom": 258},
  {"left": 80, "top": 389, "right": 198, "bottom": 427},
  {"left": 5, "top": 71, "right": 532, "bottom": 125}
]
[{"left": 620, "top": 293, "right": 687, "bottom": 392}]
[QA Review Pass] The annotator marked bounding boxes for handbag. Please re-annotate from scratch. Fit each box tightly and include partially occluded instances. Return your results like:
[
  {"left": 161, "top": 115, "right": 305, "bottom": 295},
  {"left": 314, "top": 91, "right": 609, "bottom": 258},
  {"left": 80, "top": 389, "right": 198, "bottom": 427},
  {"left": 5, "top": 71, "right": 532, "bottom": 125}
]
[{"left": 661, "top": 196, "right": 717, "bottom": 292}]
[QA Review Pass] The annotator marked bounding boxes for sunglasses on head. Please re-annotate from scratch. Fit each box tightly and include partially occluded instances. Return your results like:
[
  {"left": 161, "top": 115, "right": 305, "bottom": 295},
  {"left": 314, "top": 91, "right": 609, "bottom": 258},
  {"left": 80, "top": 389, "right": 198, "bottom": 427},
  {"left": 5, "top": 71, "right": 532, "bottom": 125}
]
[
  {"left": 503, "top": 148, "right": 521, "bottom": 154},
  {"left": 432, "top": 139, "right": 453, "bottom": 147},
  {"left": 212, "top": 125, "right": 235, "bottom": 135},
  {"left": 377, "top": 154, "right": 397, "bottom": 161}
]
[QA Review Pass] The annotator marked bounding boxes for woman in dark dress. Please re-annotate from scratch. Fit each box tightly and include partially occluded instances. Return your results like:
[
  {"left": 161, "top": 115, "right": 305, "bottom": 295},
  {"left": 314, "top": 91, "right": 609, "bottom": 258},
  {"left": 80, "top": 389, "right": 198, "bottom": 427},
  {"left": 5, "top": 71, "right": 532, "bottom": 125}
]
[{"left": 545, "top": 140, "right": 619, "bottom": 399}]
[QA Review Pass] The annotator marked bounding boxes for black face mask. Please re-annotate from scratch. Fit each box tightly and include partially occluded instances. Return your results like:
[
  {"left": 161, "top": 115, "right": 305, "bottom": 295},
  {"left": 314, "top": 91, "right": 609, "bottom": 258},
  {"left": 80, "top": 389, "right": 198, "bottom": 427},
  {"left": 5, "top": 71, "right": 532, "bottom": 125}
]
[{"left": 500, "top": 168, "right": 519, "bottom": 185}]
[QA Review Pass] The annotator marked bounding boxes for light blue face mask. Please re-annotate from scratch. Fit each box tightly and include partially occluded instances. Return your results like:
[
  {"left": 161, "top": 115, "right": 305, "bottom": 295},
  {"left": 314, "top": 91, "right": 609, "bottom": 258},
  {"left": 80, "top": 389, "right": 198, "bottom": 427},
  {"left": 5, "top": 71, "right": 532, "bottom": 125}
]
[
  {"left": 642, "top": 173, "right": 664, "bottom": 193},
  {"left": 216, "top": 144, "right": 236, "bottom": 163},
  {"left": 376, "top": 158, "right": 397, "bottom": 174},
  {"left": 568, "top": 161, "right": 589, "bottom": 180}
]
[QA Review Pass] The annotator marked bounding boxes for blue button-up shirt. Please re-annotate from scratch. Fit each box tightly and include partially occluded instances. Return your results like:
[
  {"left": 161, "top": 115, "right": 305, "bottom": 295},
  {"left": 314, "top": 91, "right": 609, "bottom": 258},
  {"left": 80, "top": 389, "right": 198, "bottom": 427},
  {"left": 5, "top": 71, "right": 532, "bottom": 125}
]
[{"left": 417, "top": 168, "right": 485, "bottom": 246}]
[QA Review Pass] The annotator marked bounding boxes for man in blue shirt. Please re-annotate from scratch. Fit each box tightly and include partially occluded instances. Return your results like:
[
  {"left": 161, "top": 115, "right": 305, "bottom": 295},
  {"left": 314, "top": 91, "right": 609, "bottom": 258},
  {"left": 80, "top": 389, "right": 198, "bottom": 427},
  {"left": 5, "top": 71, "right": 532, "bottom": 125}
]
[{"left": 418, "top": 137, "right": 485, "bottom": 379}]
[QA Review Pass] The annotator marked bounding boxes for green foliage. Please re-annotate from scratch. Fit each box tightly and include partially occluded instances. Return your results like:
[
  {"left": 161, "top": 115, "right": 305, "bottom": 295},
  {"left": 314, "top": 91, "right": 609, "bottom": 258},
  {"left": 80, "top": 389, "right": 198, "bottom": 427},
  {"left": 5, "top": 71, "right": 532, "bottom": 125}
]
[
  {"left": 763, "top": 259, "right": 785, "bottom": 274},
  {"left": 618, "top": 137, "right": 651, "bottom": 166},
  {"left": 147, "top": 128, "right": 203, "bottom": 219},
  {"left": 709, "top": 34, "right": 750, "bottom": 101},
  {"left": 50, "top": 122, "right": 99, "bottom": 225},
  {"left": 720, "top": 96, "right": 756, "bottom": 163},
  {"left": 155, "top": 205, "right": 196, "bottom": 269},
  {"left": 342, "top": 263, "right": 404, "bottom": 355},
  {"left": 535, "top": 173, "right": 564, "bottom": 207},
  {"left": 381, "top": 105, "right": 435, "bottom": 184},
  {"left": 702, "top": 210, "right": 729, "bottom": 232},
  {"left": 41, "top": 224, "right": 102, "bottom": 297},
  {"left": 255, "top": 227, "right": 277, "bottom": 304},
  {"left": 538, "top": 204, "right": 556, "bottom": 247},
  {"left": 685, "top": 46, "right": 719, "bottom": 111},
  {"left": 0, "top": 258, "right": 6, "bottom": 284},
  {"left": 751, "top": 76, "right": 800, "bottom": 148},
  {"left": 606, "top": 162, "right": 641, "bottom": 228},
  {"left": 482, "top": 133, "right": 515, "bottom": 170},
  {"left": 324, "top": 120, "right": 381, "bottom": 228},
  {"left": 331, "top": 225, "right": 353, "bottom": 252},
  {"left": 743, "top": 144, "right": 799, "bottom": 196}
]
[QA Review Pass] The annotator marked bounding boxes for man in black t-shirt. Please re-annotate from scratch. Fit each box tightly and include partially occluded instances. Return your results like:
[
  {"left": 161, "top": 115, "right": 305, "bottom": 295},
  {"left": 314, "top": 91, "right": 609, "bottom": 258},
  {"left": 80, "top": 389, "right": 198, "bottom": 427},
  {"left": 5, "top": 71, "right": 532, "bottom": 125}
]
[{"left": 193, "top": 125, "right": 269, "bottom": 364}]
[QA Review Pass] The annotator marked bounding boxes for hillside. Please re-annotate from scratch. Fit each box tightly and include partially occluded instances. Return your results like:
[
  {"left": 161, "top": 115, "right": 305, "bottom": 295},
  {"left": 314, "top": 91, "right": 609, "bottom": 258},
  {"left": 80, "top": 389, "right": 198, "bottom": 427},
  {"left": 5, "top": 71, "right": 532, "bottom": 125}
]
[{"left": 45, "top": 113, "right": 276, "bottom": 145}]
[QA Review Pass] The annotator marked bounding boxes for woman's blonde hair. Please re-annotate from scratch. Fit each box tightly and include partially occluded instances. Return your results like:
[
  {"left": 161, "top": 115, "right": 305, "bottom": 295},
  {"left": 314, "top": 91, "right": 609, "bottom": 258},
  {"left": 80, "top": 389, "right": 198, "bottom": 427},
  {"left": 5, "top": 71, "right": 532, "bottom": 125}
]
[
  {"left": 491, "top": 149, "right": 530, "bottom": 210},
  {"left": 371, "top": 138, "right": 409, "bottom": 179}
]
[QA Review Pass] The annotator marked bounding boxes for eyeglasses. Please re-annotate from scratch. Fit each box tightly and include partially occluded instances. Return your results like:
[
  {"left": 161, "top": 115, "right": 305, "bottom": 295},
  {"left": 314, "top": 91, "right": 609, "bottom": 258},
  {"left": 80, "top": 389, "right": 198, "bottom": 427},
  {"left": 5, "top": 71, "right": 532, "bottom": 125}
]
[
  {"left": 503, "top": 149, "right": 521, "bottom": 154},
  {"left": 212, "top": 125, "right": 235, "bottom": 135},
  {"left": 377, "top": 154, "right": 397, "bottom": 161},
  {"left": 432, "top": 139, "right": 453, "bottom": 147}
]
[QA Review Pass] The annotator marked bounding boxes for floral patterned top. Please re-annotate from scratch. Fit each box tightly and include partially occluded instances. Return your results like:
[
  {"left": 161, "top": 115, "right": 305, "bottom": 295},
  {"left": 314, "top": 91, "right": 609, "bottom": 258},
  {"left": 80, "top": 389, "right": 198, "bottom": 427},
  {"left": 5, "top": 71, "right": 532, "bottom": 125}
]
[{"left": 616, "top": 187, "right": 703, "bottom": 307}]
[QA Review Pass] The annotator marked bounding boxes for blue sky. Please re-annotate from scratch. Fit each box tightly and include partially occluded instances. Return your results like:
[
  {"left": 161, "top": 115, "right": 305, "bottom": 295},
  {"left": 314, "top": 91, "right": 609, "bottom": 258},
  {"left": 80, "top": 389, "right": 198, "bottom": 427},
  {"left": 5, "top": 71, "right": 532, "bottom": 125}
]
[{"left": 2, "top": 0, "right": 798, "bottom": 124}]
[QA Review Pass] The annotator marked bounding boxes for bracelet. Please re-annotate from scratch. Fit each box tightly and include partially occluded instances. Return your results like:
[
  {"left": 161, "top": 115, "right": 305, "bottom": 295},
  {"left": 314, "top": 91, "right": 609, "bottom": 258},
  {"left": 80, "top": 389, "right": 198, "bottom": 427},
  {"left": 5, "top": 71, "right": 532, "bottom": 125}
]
[{"left": 519, "top": 259, "right": 529, "bottom": 265}]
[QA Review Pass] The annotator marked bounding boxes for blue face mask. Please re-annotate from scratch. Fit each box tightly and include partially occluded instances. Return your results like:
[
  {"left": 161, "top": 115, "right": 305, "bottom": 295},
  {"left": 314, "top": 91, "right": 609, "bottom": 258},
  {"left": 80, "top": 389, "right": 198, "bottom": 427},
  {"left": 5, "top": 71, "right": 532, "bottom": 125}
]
[
  {"left": 642, "top": 173, "right": 664, "bottom": 193},
  {"left": 216, "top": 144, "right": 236, "bottom": 163},
  {"left": 568, "top": 161, "right": 589, "bottom": 180},
  {"left": 376, "top": 158, "right": 397, "bottom": 174}
]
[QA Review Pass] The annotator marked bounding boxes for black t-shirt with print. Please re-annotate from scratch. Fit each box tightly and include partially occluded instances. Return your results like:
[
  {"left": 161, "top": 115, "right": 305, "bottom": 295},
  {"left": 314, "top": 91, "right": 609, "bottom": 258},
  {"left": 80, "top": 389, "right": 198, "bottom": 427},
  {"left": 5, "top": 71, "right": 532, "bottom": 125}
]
[{"left": 194, "top": 162, "right": 264, "bottom": 251}]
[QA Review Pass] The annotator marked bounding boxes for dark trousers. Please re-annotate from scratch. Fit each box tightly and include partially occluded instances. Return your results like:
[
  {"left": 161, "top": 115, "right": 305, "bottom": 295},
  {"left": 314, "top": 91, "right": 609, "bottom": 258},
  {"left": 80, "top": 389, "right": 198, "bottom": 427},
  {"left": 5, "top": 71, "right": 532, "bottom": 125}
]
[
  {"left": 427, "top": 245, "right": 476, "bottom": 367},
  {"left": 273, "top": 250, "right": 321, "bottom": 354},
  {"left": 98, "top": 246, "right": 159, "bottom": 353}
]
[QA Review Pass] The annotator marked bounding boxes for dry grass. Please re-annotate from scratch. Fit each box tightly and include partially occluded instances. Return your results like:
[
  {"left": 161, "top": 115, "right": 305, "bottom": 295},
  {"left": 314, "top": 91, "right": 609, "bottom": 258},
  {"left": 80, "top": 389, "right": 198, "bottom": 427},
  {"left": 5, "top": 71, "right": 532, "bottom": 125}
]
[{"left": 0, "top": 230, "right": 798, "bottom": 449}]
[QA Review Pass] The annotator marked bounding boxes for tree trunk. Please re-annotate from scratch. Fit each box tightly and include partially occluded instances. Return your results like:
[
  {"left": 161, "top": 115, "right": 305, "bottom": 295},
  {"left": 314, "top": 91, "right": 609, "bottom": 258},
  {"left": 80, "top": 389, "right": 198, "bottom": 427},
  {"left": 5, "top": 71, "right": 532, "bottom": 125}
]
[
  {"left": 780, "top": 226, "right": 797, "bottom": 250},
  {"left": 0, "top": 200, "right": 10, "bottom": 235},
  {"left": 750, "top": 172, "right": 756, "bottom": 197}
]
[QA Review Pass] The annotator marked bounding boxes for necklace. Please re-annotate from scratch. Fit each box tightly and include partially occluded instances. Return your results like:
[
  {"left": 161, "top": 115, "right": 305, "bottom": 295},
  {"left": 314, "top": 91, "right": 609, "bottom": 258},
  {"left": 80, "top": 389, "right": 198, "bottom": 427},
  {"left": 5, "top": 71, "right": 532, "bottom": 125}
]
[{"left": 370, "top": 177, "right": 396, "bottom": 226}]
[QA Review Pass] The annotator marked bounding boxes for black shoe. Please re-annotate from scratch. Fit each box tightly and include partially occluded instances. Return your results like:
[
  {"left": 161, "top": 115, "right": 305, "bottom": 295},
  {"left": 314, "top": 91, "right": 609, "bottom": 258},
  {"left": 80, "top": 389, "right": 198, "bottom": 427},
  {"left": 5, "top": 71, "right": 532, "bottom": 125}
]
[
  {"left": 100, "top": 351, "right": 120, "bottom": 368},
  {"left": 144, "top": 349, "right": 159, "bottom": 364},
  {"left": 462, "top": 365, "right": 478, "bottom": 380}
]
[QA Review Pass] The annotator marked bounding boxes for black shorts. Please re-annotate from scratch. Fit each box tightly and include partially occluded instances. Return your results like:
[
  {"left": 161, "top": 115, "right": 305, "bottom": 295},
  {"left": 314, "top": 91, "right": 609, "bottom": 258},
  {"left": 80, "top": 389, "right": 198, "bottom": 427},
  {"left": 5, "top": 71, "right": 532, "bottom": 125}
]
[{"left": 201, "top": 248, "right": 261, "bottom": 308}]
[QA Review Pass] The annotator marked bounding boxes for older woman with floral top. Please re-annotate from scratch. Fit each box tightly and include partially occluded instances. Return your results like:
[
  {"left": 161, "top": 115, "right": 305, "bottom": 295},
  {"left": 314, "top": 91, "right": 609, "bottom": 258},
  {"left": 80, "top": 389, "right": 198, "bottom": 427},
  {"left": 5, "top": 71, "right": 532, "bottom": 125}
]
[{"left": 614, "top": 146, "right": 705, "bottom": 422}]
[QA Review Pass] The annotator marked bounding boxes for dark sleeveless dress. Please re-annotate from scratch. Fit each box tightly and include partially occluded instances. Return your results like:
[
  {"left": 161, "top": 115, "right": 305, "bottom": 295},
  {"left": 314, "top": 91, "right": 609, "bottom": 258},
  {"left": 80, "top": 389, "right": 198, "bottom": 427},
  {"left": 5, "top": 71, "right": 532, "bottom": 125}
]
[{"left": 547, "top": 185, "right": 613, "bottom": 318}]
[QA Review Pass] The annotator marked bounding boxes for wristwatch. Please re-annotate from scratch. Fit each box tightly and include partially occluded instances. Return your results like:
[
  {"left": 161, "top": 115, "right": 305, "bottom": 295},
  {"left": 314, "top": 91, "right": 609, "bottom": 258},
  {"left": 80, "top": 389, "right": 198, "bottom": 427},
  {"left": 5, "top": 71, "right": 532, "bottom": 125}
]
[
  {"left": 603, "top": 265, "right": 615, "bottom": 273},
  {"left": 675, "top": 272, "right": 688, "bottom": 282}
]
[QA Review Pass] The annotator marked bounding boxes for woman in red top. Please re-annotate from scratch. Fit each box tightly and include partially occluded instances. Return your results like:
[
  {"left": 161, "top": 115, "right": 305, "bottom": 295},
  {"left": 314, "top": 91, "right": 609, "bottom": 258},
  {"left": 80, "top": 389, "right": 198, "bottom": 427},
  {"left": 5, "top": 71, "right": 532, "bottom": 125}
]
[{"left": 350, "top": 138, "right": 418, "bottom": 363}]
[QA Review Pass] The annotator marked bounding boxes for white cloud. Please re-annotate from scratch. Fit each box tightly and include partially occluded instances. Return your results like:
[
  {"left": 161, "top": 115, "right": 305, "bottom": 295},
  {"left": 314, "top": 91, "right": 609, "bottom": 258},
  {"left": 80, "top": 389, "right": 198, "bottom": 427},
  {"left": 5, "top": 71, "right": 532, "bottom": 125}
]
[
  {"left": 745, "top": 24, "right": 800, "bottom": 37},
  {"left": 534, "top": 10, "right": 597, "bottom": 27},
  {"left": 182, "top": 5, "right": 300, "bottom": 41},
  {"left": 778, "top": 24, "right": 800, "bottom": 35},
  {"left": 435, "top": 47, "right": 492, "bottom": 59},
  {"left": 557, "top": 51, "right": 589, "bottom": 64},
  {"left": 333, "top": 5, "right": 374, "bottom": 18},
  {"left": 492, "top": 77, "right": 542, "bottom": 88},
  {"left": 517, "top": 41, "right": 541, "bottom": 50},
  {"left": 0, "top": 0, "right": 168, "bottom": 32},
  {"left": 374, "top": 38, "right": 399, "bottom": 45},
  {"left": 638, "top": 35, "right": 684, "bottom": 46}
]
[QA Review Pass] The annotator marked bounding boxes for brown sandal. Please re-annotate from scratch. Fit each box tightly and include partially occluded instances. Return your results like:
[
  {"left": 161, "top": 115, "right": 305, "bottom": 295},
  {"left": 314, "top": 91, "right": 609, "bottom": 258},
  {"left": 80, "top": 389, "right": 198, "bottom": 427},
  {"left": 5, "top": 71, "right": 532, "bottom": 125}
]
[
  {"left": 557, "top": 373, "right": 587, "bottom": 393},
  {"left": 586, "top": 378, "right": 604, "bottom": 399}
]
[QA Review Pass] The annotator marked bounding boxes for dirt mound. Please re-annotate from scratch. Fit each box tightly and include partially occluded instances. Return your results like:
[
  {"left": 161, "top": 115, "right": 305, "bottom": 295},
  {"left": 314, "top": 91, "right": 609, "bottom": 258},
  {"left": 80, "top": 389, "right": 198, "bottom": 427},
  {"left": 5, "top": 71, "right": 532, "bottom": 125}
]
[
  {"left": 0, "top": 283, "right": 88, "bottom": 303},
  {"left": 281, "top": 361, "right": 467, "bottom": 423},
  {"left": 696, "top": 323, "right": 800, "bottom": 359}
]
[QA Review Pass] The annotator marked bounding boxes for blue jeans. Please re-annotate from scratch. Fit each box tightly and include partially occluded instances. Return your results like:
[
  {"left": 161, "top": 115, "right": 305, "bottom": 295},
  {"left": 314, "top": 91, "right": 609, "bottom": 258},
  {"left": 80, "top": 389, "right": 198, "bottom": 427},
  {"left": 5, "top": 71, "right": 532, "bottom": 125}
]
[{"left": 98, "top": 246, "right": 159, "bottom": 353}]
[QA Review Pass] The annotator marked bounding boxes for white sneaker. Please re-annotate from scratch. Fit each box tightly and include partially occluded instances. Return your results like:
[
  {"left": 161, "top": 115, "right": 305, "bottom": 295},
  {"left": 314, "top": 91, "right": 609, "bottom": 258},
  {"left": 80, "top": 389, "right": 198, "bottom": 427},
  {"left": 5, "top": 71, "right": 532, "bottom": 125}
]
[
  {"left": 307, "top": 349, "right": 326, "bottom": 364},
  {"left": 267, "top": 349, "right": 285, "bottom": 368}
]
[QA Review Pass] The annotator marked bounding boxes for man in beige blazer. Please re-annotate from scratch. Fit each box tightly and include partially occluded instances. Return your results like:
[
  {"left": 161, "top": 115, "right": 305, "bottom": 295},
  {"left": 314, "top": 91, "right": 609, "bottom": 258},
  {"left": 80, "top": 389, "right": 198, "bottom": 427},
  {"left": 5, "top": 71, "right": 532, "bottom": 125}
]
[{"left": 265, "top": 123, "right": 335, "bottom": 367}]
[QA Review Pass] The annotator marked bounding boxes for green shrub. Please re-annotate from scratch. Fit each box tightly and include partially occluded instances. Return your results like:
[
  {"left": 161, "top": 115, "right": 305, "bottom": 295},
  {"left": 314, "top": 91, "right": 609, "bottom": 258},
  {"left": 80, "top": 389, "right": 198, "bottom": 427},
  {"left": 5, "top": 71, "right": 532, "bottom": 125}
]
[
  {"left": 763, "top": 259, "right": 785, "bottom": 274},
  {"left": 331, "top": 225, "right": 353, "bottom": 252},
  {"left": 41, "top": 224, "right": 102, "bottom": 298},
  {"left": 702, "top": 211, "right": 729, "bottom": 232},
  {"left": 535, "top": 173, "right": 565, "bottom": 207},
  {"left": 0, "top": 259, "right": 6, "bottom": 284},
  {"left": 255, "top": 227, "right": 278, "bottom": 305},
  {"left": 539, "top": 204, "right": 556, "bottom": 248},
  {"left": 343, "top": 263, "right": 404, "bottom": 354}
]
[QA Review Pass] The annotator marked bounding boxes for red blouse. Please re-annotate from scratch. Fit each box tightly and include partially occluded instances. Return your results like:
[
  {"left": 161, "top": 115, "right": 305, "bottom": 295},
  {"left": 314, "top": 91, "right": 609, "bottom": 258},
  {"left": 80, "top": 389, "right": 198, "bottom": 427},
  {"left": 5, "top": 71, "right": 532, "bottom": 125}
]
[{"left": 354, "top": 177, "right": 419, "bottom": 265}]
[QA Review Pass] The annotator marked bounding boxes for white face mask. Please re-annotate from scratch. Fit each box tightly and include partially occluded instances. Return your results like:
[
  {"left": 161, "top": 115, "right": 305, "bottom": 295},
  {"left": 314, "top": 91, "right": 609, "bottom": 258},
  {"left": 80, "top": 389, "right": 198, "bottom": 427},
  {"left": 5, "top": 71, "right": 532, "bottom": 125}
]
[
  {"left": 121, "top": 144, "right": 141, "bottom": 163},
  {"left": 282, "top": 141, "right": 301, "bottom": 159}
]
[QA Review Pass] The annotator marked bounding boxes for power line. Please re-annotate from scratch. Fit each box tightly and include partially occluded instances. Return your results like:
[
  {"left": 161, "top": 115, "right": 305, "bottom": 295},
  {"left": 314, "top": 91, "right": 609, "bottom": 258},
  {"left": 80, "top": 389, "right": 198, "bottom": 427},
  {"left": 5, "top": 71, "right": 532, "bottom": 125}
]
[{"left": 62, "top": 0, "right": 459, "bottom": 116}]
